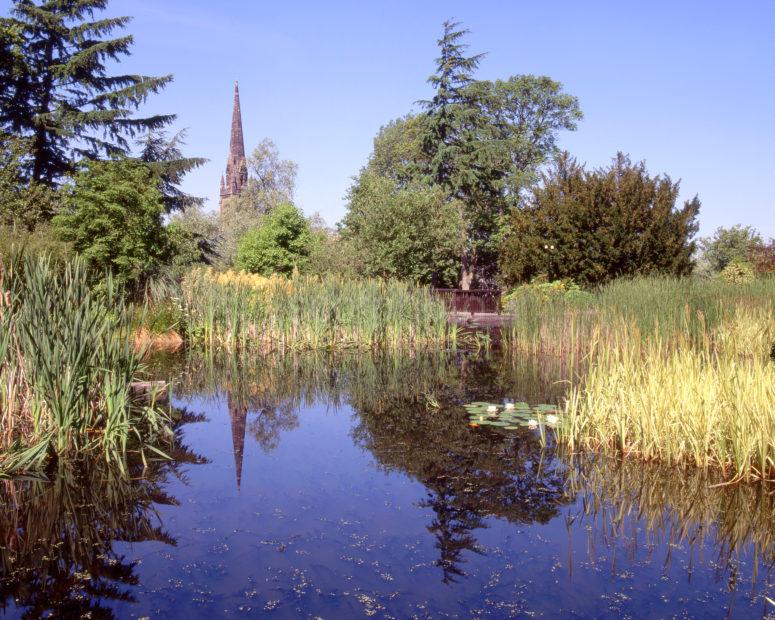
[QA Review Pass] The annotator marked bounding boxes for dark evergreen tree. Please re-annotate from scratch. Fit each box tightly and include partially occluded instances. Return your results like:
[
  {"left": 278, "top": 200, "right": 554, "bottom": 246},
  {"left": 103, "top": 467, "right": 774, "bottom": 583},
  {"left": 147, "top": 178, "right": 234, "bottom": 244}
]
[
  {"left": 416, "top": 21, "right": 582, "bottom": 289},
  {"left": 0, "top": 0, "right": 173, "bottom": 185},
  {"left": 419, "top": 20, "right": 486, "bottom": 288},
  {"left": 138, "top": 129, "right": 207, "bottom": 213},
  {"left": 499, "top": 152, "right": 701, "bottom": 287}
]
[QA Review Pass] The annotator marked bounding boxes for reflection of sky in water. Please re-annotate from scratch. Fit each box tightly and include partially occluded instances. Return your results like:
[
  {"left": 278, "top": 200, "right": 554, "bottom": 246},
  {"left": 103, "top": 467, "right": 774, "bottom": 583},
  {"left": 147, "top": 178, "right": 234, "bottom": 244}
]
[
  {"left": 103, "top": 385, "right": 771, "bottom": 619},
  {"left": 1, "top": 354, "right": 773, "bottom": 618}
]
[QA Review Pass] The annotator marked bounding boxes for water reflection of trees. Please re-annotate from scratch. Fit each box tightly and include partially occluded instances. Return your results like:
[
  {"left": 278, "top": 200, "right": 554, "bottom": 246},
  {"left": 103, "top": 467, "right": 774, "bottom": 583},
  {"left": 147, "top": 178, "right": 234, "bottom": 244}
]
[
  {"left": 0, "top": 409, "right": 207, "bottom": 619},
  {"left": 173, "top": 351, "right": 775, "bottom": 591},
  {"left": 345, "top": 355, "right": 575, "bottom": 583},
  {"left": 176, "top": 351, "right": 576, "bottom": 582}
]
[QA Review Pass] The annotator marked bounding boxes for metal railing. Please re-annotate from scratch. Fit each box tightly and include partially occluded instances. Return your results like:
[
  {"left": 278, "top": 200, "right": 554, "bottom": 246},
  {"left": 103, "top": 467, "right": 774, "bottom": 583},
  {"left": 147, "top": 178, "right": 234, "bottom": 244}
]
[{"left": 434, "top": 289, "right": 501, "bottom": 315}]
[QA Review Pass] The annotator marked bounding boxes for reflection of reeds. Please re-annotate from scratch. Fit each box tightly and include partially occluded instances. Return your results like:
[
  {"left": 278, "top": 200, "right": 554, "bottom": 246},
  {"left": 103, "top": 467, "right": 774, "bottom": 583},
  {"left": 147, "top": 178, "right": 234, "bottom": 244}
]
[
  {"left": 0, "top": 408, "right": 205, "bottom": 616},
  {"left": 179, "top": 267, "right": 450, "bottom": 351},
  {"left": 0, "top": 256, "right": 172, "bottom": 475},
  {"left": 566, "top": 455, "right": 775, "bottom": 589}
]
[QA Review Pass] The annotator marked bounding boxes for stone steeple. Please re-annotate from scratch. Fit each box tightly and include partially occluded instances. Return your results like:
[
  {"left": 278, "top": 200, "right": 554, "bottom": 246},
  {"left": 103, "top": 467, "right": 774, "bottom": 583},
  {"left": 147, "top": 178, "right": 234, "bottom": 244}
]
[{"left": 219, "top": 81, "right": 248, "bottom": 212}]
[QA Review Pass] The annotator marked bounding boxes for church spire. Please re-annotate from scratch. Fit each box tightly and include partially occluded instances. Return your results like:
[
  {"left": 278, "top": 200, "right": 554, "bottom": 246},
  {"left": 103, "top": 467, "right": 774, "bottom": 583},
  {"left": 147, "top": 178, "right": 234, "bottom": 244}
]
[{"left": 220, "top": 81, "right": 248, "bottom": 212}]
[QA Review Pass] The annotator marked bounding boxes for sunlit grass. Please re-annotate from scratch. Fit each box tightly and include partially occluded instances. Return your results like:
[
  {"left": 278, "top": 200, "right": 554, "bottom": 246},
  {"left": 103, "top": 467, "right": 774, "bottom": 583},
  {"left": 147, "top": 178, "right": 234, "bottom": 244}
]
[
  {"left": 555, "top": 308, "right": 775, "bottom": 482},
  {"left": 179, "top": 267, "right": 452, "bottom": 351}
]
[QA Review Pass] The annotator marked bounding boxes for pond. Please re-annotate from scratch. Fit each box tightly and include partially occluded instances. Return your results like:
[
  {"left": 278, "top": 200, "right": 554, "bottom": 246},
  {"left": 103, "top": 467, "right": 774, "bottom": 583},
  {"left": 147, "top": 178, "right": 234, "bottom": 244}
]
[{"left": 1, "top": 352, "right": 773, "bottom": 618}]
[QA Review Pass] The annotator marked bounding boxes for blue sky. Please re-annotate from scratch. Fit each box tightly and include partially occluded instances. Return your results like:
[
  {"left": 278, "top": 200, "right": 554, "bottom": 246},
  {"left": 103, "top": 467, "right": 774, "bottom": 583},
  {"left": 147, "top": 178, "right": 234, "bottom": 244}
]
[{"left": 5, "top": 0, "right": 774, "bottom": 236}]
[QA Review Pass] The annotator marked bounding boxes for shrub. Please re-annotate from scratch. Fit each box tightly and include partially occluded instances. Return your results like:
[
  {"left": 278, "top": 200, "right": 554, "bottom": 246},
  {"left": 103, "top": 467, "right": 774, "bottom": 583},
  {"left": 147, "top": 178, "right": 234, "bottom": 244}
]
[
  {"left": 235, "top": 203, "right": 311, "bottom": 276},
  {"left": 719, "top": 260, "right": 755, "bottom": 284}
]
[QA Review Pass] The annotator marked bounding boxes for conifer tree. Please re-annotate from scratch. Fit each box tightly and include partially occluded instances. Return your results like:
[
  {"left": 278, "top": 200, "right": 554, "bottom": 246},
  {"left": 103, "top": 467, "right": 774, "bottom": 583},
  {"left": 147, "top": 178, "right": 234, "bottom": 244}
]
[
  {"left": 419, "top": 20, "right": 487, "bottom": 289},
  {"left": 499, "top": 153, "right": 700, "bottom": 286},
  {"left": 0, "top": 0, "right": 174, "bottom": 185},
  {"left": 138, "top": 129, "right": 207, "bottom": 213}
]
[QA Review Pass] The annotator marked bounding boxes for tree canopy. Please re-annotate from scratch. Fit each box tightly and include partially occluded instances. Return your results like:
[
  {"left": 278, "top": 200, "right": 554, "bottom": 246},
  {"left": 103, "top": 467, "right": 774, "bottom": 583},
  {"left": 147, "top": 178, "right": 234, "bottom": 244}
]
[
  {"left": 235, "top": 203, "right": 312, "bottom": 276},
  {"left": 499, "top": 153, "right": 700, "bottom": 287},
  {"left": 342, "top": 20, "right": 582, "bottom": 288},
  {"left": 0, "top": 0, "right": 173, "bottom": 185},
  {"left": 53, "top": 158, "right": 169, "bottom": 287},
  {"left": 697, "top": 225, "right": 763, "bottom": 274}
]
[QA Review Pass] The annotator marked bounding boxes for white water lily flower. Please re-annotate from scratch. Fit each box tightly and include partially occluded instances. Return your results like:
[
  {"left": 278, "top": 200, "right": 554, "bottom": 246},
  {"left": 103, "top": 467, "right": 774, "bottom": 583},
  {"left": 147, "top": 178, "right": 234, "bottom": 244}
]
[
  {"left": 487, "top": 405, "right": 498, "bottom": 413},
  {"left": 528, "top": 419, "right": 538, "bottom": 429},
  {"left": 546, "top": 414, "right": 559, "bottom": 426},
  {"left": 504, "top": 403, "right": 515, "bottom": 410}
]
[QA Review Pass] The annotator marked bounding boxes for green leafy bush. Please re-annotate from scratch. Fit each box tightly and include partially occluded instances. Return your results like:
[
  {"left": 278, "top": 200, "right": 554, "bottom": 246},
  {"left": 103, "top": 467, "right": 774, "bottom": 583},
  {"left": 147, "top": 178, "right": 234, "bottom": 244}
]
[
  {"left": 503, "top": 278, "right": 592, "bottom": 311},
  {"left": 719, "top": 260, "right": 755, "bottom": 284},
  {"left": 235, "top": 203, "right": 312, "bottom": 276}
]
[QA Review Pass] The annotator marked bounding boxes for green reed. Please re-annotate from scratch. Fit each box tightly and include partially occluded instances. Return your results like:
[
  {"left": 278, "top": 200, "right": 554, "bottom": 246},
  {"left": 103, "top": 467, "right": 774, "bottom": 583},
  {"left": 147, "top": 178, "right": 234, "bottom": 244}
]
[
  {"left": 504, "top": 275, "right": 775, "bottom": 355},
  {"left": 179, "top": 268, "right": 451, "bottom": 351},
  {"left": 0, "top": 255, "right": 172, "bottom": 475}
]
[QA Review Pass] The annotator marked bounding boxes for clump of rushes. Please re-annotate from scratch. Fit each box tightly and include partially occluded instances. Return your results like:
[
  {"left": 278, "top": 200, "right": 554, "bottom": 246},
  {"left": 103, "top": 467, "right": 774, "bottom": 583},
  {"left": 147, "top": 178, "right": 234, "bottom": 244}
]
[
  {"left": 179, "top": 267, "right": 450, "bottom": 351},
  {"left": 0, "top": 255, "right": 172, "bottom": 476},
  {"left": 557, "top": 313, "right": 775, "bottom": 482},
  {"left": 503, "top": 275, "right": 775, "bottom": 356}
]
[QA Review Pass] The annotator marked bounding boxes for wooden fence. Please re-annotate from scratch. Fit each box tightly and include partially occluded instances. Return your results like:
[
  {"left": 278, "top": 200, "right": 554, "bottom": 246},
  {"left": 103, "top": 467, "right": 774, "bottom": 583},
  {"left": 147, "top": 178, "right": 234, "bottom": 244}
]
[{"left": 433, "top": 289, "right": 501, "bottom": 315}]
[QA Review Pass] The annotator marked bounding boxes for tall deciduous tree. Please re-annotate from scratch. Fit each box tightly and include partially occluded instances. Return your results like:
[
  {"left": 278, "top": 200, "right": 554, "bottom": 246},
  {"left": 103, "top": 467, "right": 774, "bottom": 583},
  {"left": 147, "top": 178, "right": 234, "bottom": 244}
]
[
  {"left": 499, "top": 153, "right": 700, "bottom": 287},
  {"left": 340, "top": 173, "right": 464, "bottom": 286},
  {"left": 0, "top": 0, "right": 173, "bottom": 185},
  {"left": 235, "top": 203, "right": 312, "bottom": 276},
  {"left": 696, "top": 225, "right": 763, "bottom": 274}
]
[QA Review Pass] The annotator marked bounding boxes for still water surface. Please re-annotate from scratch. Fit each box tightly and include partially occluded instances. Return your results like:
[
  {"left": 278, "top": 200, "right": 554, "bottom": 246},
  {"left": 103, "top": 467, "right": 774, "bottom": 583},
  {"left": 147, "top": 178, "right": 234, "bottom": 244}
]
[{"left": 1, "top": 353, "right": 773, "bottom": 618}]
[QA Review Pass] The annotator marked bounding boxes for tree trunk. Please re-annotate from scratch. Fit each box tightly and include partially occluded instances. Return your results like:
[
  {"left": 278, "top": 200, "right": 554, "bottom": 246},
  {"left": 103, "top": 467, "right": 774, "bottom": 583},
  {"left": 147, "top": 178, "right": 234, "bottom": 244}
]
[{"left": 460, "top": 250, "right": 475, "bottom": 290}]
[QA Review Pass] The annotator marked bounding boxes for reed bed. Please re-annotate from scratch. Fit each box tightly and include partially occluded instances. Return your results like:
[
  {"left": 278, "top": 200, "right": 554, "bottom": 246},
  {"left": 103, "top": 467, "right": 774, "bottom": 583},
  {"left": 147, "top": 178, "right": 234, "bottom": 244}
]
[
  {"left": 0, "top": 255, "right": 171, "bottom": 475},
  {"left": 504, "top": 275, "right": 775, "bottom": 356},
  {"left": 553, "top": 306, "right": 775, "bottom": 482},
  {"left": 179, "top": 267, "right": 452, "bottom": 351},
  {"left": 502, "top": 277, "right": 775, "bottom": 481}
]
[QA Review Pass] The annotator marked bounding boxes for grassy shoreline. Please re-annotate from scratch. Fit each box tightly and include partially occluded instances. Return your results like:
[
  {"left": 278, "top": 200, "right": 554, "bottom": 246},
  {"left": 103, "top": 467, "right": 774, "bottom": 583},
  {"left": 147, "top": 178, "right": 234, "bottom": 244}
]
[
  {"left": 0, "top": 256, "right": 172, "bottom": 476},
  {"left": 503, "top": 276, "right": 775, "bottom": 482}
]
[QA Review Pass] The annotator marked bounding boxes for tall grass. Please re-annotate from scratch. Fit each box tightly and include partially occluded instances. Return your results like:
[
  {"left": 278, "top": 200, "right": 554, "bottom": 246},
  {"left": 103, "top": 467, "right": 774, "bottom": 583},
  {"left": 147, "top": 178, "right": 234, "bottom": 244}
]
[
  {"left": 511, "top": 277, "right": 775, "bottom": 482},
  {"left": 504, "top": 275, "right": 775, "bottom": 355},
  {"left": 179, "top": 267, "right": 452, "bottom": 351},
  {"left": 0, "top": 255, "right": 171, "bottom": 475}
]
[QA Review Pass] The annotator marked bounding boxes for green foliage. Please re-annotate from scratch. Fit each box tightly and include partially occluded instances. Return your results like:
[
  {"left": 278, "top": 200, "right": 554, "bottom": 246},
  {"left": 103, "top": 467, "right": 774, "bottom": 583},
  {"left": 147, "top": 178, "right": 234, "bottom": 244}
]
[
  {"left": 138, "top": 130, "right": 207, "bottom": 214},
  {"left": 503, "top": 279, "right": 593, "bottom": 311},
  {"left": 54, "top": 159, "right": 169, "bottom": 289},
  {"left": 500, "top": 153, "right": 700, "bottom": 287},
  {"left": 166, "top": 206, "right": 219, "bottom": 279},
  {"left": 217, "top": 139, "right": 298, "bottom": 266},
  {"left": 0, "top": 254, "right": 171, "bottom": 474},
  {"left": 719, "top": 260, "right": 755, "bottom": 284},
  {"left": 341, "top": 173, "right": 464, "bottom": 285},
  {"left": 0, "top": 133, "right": 60, "bottom": 227},
  {"left": 416, "top": 21, "right": 582, "bottom": 286},
  {"left": 305, "top": 214, "right": 363, "bottom": 278},
  {"left": 235, "top": 203, "right": 312, "bottom": 276},
  {"left": 0, "top": 0, "right": 173, "bottom": 185},
  {"left": 697, "top": 225, "right": 763, "bottom": 274},
  {"left": 342, "top": 21, "right": 582, "bottom": 288},
  {"left": 0, "top": 222, "right": 72, "bottom": 263}
]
